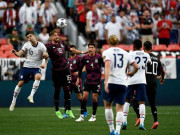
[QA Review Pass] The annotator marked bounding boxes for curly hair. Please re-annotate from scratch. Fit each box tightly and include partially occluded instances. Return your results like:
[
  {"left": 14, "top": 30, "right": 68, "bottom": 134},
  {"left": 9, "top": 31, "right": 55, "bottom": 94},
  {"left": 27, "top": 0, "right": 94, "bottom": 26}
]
[{"left": 109, "top": 35, "right": 119, "bottom": 45}]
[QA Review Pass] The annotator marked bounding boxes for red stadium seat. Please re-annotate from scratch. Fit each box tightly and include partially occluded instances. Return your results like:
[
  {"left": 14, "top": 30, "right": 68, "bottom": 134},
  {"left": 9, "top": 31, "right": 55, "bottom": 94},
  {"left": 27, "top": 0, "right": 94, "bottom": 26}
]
[
  {"left": 102, "top": 44, "right": 109, "bottom": 52},
  {"left": 0, "top": 38, "right": 7, "bottom": 45},
  {"left": 118, "top": 44, "right": 129, "bottom": 51},
  {"left": 177, "top": 56, "right": 180, "bottom": 59},
  {"left": 154, "top": 44, "right": 167, "bottom": 51},
  {"left": 167, "top": 44, "right": 180, "bottom": 51},
  {"left": 0, "top": 44, "right": 13, "bottom": 51},
  {"left": 152, "top": 45, "right": 155, "bottom": 51},
  {"left": 0, "top": 51, "right": 8, "bottom": 58}
]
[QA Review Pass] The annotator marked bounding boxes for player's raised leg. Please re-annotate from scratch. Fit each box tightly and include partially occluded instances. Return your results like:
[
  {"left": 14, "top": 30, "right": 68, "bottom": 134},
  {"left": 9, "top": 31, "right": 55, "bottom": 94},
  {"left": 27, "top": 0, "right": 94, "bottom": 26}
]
[
  {"left": 28, "top": 73, "right": 41, "bottom": 103},
  {"left": 9, "top": 81, "right": 24, "bottom": 111}
]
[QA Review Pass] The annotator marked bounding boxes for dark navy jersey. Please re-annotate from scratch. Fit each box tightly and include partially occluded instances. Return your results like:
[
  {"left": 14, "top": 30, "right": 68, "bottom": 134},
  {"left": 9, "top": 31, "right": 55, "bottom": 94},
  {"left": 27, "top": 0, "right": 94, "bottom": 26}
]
[
  {"left": 46, "top": 41, "right": 70, "bottom": 70},
  {"left": 146, "top": 53, "right": 163, "bottom": 85},
  {"left": 68, "top": 55, "right": 82, "bottom": 84},
  {"left": 79, "top": 53, "right": 104, "bottom": 85}
]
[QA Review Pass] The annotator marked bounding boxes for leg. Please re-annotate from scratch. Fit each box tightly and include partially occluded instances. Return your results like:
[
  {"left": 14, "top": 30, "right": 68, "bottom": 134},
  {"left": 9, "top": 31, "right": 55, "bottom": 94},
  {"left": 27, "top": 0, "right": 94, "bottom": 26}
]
[
  {"left": 138, "top": 100, "right": 146, "bottom": 130},
  {"left": 28, "top": 73, "right": 41, "bottom": 103},
  {"left": 115, "top": 104, "right": 124, "bottom": 135},
  {"left": 122, "top": 99, "right": 130, "bottom": 126},
  {"left": 132, "top": 100, "right": 140, "bottom": 127},
  {"left": 54, "top": 86, "right": 63, "bottom": 119},
  {"left": 88, "top": 93, "right": 98, "bottom": 122},
  {"left": 9, "top": 80, "right": 24, "bottom": 111}
]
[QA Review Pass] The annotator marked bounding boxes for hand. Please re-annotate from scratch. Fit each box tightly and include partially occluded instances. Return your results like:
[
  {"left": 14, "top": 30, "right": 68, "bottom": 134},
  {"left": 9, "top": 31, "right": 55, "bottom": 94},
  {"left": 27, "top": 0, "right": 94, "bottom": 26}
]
[
  {"left": 73, "top": 72, "right": 78, "bottom": 76},
  {"left": 127, "top": 72, "right": 135, "bottom": 77},
  {"left": 41, "top": 53, "right": 48, "bottom": 59},
  {"left": 104, "top": 82, "right": 109, "bottom": 93},
  {"left": 160, "top": 79, "right": 164, "bottom": 84},
  {"left": 40, "top": 63, "right": 47, "bottom": 69},
  {"left": 11, "top": 49, "right": 16, "bottom": 54},
  {"left": 83, "top": 50, "right": 89, "bottom": 54},
  {"left": 76, "top": 78, "right": 80, "bottom": 87}
]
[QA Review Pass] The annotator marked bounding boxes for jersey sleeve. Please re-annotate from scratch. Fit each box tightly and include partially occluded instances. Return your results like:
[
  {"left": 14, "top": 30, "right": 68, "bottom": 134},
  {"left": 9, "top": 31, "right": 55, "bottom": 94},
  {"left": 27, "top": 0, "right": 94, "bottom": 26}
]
[
  {"left": 42, "top": 43, "right": 47, "bottom": 53},
  {"left": 64, "top": 42, "right": 70, "bottom": 51},
  {"left": 102, "top": 51, "right": 110, "bottom": 62},
  {"left": 157, "top": 58, "right": 163, "bottom": 71},
  {"left": 128, "top": 52, "right": 135, "bottom": 65},
  {"left": 147, "top": 53, "right": 152, "bottom": 64},
  {"left": 21, "top": 43, "right": 28, "bottom": 52}
]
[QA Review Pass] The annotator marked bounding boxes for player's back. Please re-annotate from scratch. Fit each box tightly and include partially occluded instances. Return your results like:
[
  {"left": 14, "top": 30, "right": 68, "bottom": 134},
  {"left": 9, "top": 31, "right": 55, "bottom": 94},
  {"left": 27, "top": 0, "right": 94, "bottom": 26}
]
[
  {"left": 103, "top": 47, "right": 134, "bottom": 86},
  {"left": 128, "top": 50, "right": 151, "bottom": 85}
]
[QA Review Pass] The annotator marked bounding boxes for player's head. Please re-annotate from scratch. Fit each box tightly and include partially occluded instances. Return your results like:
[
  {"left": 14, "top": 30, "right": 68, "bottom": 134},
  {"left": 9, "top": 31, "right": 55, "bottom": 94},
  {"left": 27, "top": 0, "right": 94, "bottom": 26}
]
[
  {"left": 70, "top": 45, "right": 76, "bottom": 56},
  {"left": 26, "top": 31, "right": 37, "bottom": 43},
  {"left": 49, "top": 30, "right": 60, "bottom": 43},
  {"left": 133, "top": 39, "right": 142, "bottom": 50},
  {"left": 109, "top": 35, "right": 119, "bottom": 46},
  {"left": 143, "top": 41, "right": 152, "bottom": 52},
  {"left": 88, "top": 43, "right": 96, "bottom": 55}
]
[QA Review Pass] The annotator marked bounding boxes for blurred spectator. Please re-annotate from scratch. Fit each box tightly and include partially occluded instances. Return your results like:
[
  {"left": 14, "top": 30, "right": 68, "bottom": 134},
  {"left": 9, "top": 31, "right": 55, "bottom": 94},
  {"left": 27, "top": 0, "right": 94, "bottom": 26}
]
[
  {"left": 105, "top": 7, "right": 113, "bottom": 22},
  {"left": 119, "top": 0, "right": 131, "bottom": 14},
  {"left": 19, "top": 0, "right": 37, "bottom": 33},
  {"left": 3, "top": 1, "right": 18, "bottom": 36},
  {"left": 86, "top": 4, "right": 102, "bottom": 43},
  {"left": 106, "top": 0, "right": 119, "bottom": 16},
  {"left": 22, "top": 24, "right": 38, "bottom": 41},
  {"left": 39, "top": 0, "right": 56, "bottom": 32},
  {"left": 7, "top": 27, "right": 23, "bottom": 50},
  {"left": 68, "top": 0, "right": 75, "bottom": 17},
  {"left": 38, "top": 27, "right": 49, "bottom": 44},
  {"left": 95, "top": 16, "right": 106, "bottom": 49},
  {"left": 105, "top": 15, "right": 123, "bottom": 43},
  {"left": 157, "top": 12, "right": 172, "bottom": 46},
  {"left": 0, "top": 0, "right": 7, "bottom": 24},
  {"left": 4, "top": 60, "right": 20, "bottom": 80},
  {"left": 40, "top": 0, "right": 57, "bottom": 15},
  {"left": 126, "top": 12, "right": 140, "bottom": 45},
  {"left": 151, "top": 2, "right": 162, "bottom": 17},
  {"left": 31, "top": 0, "right": 42, "bottom": 15},
  {"left": 152, "top": 12, "right": 160, "bottom": 44},
  {"left": 55, "top": 27, "right": 68, "bottom": 42},
  {"left": 144, "top": 0, "right": 152, "bottom": 11},
  {"left": 141, "top": 10, "right": 154, "bottom": 44},
  {"left": 166, "top": 8, "right": 179, "bottom": 44}
]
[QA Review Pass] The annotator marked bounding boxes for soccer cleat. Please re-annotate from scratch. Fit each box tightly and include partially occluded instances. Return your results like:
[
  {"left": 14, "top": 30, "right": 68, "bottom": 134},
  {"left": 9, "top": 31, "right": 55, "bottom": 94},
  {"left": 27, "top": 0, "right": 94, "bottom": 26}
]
[
  {"left": 27, "top": 96, "right": 34, "bottom": 103},
  {"left": 66, "top": 110, "right": 75, "bottom": 118},
  {"left": 139, "top": 124, "right": 146, "bottom": 130},
  {"left": 55, "top": 110, "right": 63, "bottom": 119},
  {"left": 122, "top": 122, "right": 127, "bottom": 130},
  {"left": 63, "top": 113, "right": 69, "bottom": 118},
  {"left": 114, "top": 131, "right": 120, "bottom": 135},
  {"left": 84, "top": 110, "right": 88, "bottom": 117},
  {"left": 88, "top": 115, "right": 96, "bottom": 122},
  {"left": 9, "top": 102, "right": 16, "bottom": 111},
  {"left": 109, "top": 130, "right": 115, "bottom": 135},
  {"left": 151, "top": 122, "right": 159, "bottom": 129},
  {"left": 135, "top": 118, "right": 140, "bottom": 127},
  {"left": 75, "top": 115, "right": 84, "bottom": 122}
]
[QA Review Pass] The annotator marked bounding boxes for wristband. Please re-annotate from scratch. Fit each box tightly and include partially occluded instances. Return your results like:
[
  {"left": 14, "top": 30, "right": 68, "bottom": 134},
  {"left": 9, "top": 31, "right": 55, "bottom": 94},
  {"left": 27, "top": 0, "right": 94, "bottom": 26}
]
[{"left": 81, "top": 51, "right": 84, "bottom": 54}]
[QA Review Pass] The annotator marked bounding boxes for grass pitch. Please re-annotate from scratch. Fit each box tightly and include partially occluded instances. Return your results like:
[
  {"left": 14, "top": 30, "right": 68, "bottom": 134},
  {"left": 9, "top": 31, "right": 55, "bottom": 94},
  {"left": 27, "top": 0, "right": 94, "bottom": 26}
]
[{"left": 0, "top": 106, "right": 180, "bottom": 135}]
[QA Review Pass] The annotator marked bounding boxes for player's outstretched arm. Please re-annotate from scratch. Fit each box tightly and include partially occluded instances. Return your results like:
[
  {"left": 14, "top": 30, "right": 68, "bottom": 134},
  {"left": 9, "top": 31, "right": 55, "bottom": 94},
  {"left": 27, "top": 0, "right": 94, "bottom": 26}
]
[
  {"left": 127, "top": 62, "right": 139, "bottom": 77},
  {"left": 104, "top": 60, "right": 111, "bottom": 93},
  {"left": 70, "top": 48, "right": 88, "bottom": 54},
  {"left": 40, "top": 53, "right": 49, "bottom": 69},
  {"left": 11, "top": 49, "right": 24, "bottom": 57}
]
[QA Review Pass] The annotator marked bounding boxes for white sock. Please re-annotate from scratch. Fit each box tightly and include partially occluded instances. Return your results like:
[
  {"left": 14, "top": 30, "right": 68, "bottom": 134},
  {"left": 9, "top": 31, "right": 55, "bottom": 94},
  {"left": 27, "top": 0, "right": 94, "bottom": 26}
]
[
  {"left": 116, "top": 112, "right": 123, "bottom": 134},
  {"left": 139, "top": 104, "right": 146, "bottom": 125},
  {"left": 105, "top": 109, "right": 114, "bottom": 132},
  {"left": 12, "top": 85, "right": 22, "bottom": 103},
  {"left": 30, "top": 80, "right": 40, "bottom": 97},
  {"left": 123, "top": 102, "right": 130, "bottom": 123}
]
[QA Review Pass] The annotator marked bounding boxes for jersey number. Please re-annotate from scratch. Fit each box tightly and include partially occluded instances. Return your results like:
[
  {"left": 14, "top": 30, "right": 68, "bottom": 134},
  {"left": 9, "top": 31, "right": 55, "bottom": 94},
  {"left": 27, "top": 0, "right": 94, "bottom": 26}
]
[
  {"left": 29, "top": 48, "right": 33, "bottom": 55},
  {"left": 146, "top": 61, "right": 158, "bottom": 75},
  {"left": 90, "top": 63, "right": 94, "bottom": 68},
  {"left": 113, "top": 54, "right": 123, "bottom": 68},
  {"left": 70, "top": 64, "right": 72, "bottom": 69},
  {"left": 135, "top": 56, "right": 147, "bottom": 69}
]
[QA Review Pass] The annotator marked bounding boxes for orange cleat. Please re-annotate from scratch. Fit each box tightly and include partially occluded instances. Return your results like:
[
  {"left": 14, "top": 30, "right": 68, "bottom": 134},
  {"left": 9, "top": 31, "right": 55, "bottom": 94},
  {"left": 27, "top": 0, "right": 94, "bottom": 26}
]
[
  {"left": 135, "top": 118, "right": 140, "bottom": 127},
  {"left": 151, "top": 122, "right": 159, "bottom": 129}
]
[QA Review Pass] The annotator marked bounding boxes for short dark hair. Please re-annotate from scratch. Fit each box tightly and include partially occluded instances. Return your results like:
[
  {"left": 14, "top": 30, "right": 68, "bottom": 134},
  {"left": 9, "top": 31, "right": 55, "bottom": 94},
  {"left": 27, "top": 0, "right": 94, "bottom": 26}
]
[
  {"left": 88, "top": 43, "right": 95, "bottom": 47},
  {"left": 133, "top": 39, "right": 142, "bottom": 50},
  {"left": 143, "top": 41, "right": 152, "bottom": 51},
  {"left": 49, "top": 29, "right": 57, "bottom": 36},
  {"left": 26, "top": 31, "right": 34, "bottom": 37},
  {"left": 70, "top": 45, "right": 76, "bottom": 49}
]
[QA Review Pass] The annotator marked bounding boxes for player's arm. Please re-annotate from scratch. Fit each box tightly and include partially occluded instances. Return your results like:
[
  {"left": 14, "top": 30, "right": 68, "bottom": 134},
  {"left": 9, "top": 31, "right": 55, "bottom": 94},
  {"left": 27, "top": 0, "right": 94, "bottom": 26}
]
[
  {"left": 11, "top": 49, "right": 24, "bottom": 57},
  {"left": 127, "top": 62, "right": 139, "bottom": 77},
  {"left": 76, "top": 59, "right": 85, "bottom": 87},
  {"left": 158, "top": 61, "right": 166, "bottom": 84},
  {"left": 69, "top": 48, "right": 88, "bottom": 54},
  {"left": 40, "top": 53, "right": 49, "bottom": 69},
  {"left": 104, "top": 60, "right": 111, "bottom": 93}
]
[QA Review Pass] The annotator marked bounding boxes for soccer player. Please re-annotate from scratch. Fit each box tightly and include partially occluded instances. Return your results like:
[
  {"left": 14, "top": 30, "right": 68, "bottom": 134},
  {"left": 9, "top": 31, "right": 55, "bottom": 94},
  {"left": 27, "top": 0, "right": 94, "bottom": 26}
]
[
  {"left": 46, "top": 30, "right": 87, "bottom": 119},
  {"left": 122, "top": 39, "right": 151, "bottom": 130},
  {"left": 102, "top": 35, "right": 139, "bottom": 135},
  {"left": 132, "top": 41, "right": 166, "bottom": 129},
  {"left": 9, "top": 31, "right": 48, "bottom": 111},
  {"left": 75, "top": 43, "right": 104, "bottom": 122},
  {"left": 63, "top": 45, "right": 87, "bottom": 118}
]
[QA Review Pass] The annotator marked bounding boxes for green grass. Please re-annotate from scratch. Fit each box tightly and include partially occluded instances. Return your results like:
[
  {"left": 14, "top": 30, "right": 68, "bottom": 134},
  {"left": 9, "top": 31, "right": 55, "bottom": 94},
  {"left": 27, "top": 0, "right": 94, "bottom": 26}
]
[{"left": 0, "top": 106, "right": 180, "bottom": 135}]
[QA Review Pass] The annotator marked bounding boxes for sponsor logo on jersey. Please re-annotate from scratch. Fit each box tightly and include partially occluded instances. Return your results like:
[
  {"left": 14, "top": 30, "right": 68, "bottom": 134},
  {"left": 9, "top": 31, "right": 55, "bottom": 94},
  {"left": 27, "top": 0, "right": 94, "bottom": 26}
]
[
  {"left": 60, "top": 44, "right": 64, "bottom": 48},
  {"left": 95, "top": 59, "right": 98, "bottom": 63},
  {"left": 73, "top": 60, "right": 76, "bottom": 64},
  {"left": 86, "top": 60, "right": 89, "bottom": 63}
]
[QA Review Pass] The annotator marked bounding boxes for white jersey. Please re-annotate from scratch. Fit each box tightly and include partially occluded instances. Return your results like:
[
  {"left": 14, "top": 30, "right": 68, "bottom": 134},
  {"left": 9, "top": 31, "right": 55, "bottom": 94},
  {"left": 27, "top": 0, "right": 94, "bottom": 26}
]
[
  {"left": 128, "top": 51, "right": 151, "bottom": 85},
  {"left": 21, "top": 41, "right": 47, "bottom": 68},
  {"left": 103, "top": 47, "right": 134, "bottom": 86}
]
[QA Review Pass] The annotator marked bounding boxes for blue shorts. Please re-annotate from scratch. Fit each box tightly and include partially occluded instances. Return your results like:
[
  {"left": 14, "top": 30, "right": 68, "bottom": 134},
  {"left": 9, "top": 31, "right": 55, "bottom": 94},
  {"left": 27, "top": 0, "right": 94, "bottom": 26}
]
[
  {"left": 103, "top": 83, "right": 127, "bottom": 105},
  {"left": 19, "top": 67, "right": 41, "bottom": 83},
  {"left": 126, "top": 84, "right": 147, "bottom": 101}
]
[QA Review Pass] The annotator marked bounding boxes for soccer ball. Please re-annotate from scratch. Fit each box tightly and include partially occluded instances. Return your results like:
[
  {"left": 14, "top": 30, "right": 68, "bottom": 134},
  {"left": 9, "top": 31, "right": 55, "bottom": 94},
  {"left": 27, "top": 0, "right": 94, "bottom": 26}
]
[{"left": 56, "top": 18, "right": 67, "bottom": 28}]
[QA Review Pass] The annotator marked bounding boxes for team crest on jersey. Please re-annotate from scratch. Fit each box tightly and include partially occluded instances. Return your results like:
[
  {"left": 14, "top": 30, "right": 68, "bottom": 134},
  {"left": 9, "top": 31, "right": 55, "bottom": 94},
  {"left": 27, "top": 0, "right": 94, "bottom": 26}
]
[
  {"left": 58, "top": 48, "right": 63, "bottom": 53},
  {"left": 73, "top": 60, "right": 76, "bottom": 64},
  {"left": 95, "top": 59, "right": 98, "bottom": 63},
  {"left": 86, "top": 60, "right": 89, "bottom": 63},
  {"left": 20, "top": 75, "right": 23, "bottom": 79},
  {"left": 60, "top": 44, "right": 64, "bottom": 48}
]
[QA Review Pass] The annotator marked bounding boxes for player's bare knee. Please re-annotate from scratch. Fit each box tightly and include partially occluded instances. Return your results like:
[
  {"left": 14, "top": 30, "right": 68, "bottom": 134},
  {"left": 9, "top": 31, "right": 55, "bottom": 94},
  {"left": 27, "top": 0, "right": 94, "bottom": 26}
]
[
  {"left": 35, "top": 74, "right": 41, "bottom": 80},
  {"left": 18, "top": 81, "right": 24, "bottom": 87}
]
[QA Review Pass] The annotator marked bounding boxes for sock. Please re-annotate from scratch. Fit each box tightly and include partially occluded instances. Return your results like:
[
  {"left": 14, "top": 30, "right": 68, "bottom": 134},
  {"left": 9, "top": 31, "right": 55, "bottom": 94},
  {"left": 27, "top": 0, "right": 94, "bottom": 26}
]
[
  {"left": 64, "top": 91, "right": 71, "bottom": 110},
  {"left": 12, "top": 85, "right": 22, "bottom": 103},
  {"left": 30, "top": 80, "right": 40, "bottom": 97},
  {"left": 54, "top": 88, "right": 60, "bottom": 111},
  {"left": 92, "top": 101, "right": 98, "bottom": 115},
  {"left": 81, "top": 100, "right": 87, "bottom": 115},
  {"left": 105, "top": 109, "right": 114, "bottom": 132},
  {"left": 139, "top": 104, "right": 146, "bottom": 125},
  {"left": 123, "top": 102, "right": 130, "bottom": 123},
  {"left": 116, "top": 112, "right": 123, "bottom": 134},
  {"left": 132, "top": 100, "right": 140, "bottom": 118},
  {"left": 151, "top": 107, "right": 158, "bottom": 122}
]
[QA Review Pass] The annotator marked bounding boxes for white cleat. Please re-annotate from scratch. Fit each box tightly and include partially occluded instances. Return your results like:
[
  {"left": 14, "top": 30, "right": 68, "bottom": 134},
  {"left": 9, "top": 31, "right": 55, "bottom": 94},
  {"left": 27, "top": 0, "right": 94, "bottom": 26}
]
[
  {"left": 75, "top": 115, "right": 84, "bottom": 122},
  {"left": 27, "top": 96, "right": 34, "bottom": 103},
  {"left": 88, "top": 115, "right": 96, "bottom": 122},
  {"left": 9, "top": 102, "right": 16, "bottom": 111}
]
